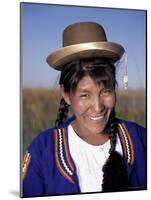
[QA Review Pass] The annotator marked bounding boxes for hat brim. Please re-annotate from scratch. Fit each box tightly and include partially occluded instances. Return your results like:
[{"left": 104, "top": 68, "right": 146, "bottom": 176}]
[{"left": 46, "top": 41, "right": 125, "bottom": 71}]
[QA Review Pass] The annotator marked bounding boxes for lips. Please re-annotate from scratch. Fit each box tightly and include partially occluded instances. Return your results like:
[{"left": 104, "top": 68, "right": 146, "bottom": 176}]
[{"left": 89, "top": 115, "right": 104, "bottom": 121}]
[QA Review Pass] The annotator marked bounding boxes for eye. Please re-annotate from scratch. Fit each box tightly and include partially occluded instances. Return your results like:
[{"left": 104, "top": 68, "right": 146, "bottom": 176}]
[
  {"left": 80, "top": 93, "right": 90, "bottom": 98},
  {"left": 102, "top": 89, "right": 113, "bottom": 96}
]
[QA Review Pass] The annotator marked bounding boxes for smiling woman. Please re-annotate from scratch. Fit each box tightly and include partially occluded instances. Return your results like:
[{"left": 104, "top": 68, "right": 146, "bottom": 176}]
[
  {"left": 60, "top": 60, "right": 116, "bottom": 146},
  {"left": 22, "top": 22, "right": 147, "bottom": 197}
]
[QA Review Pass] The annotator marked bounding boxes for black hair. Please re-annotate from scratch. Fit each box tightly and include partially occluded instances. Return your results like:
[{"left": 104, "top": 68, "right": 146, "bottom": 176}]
[
  {"left": 59, "top": 58, "right": 117, "bottom": 94},
  {"left": 55, "top": 98, "right": 69, "bottom": 127}
]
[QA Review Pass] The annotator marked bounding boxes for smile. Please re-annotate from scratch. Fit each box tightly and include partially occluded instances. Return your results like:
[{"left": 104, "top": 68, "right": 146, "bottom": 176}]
[{"left": 89, "top": 115, "right": 104, "bottom": 121}]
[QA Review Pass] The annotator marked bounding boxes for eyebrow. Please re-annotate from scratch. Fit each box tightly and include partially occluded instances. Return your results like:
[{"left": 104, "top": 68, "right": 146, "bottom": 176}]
[
  {"left": 76, "top": 86, "right": 110, "bottom": 94},
  {"left": 76, "top": 88, "right": 91, "bottom": 93}
]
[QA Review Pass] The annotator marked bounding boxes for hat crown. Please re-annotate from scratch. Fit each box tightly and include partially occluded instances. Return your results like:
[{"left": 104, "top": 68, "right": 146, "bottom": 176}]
[{"left": 63, "top": 22, "right": 107, "bottom": 47}]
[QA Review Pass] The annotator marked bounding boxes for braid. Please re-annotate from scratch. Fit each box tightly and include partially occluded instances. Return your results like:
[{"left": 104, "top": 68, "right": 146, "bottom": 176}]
[
  {"left": 102, "top": 108, "right": 129, "bottom": 192},
  {"left": 55, "top": 98, "right": 69, "bottom": 127},
  {"left": 109, "top": 108, "right": 117, "bottom": 154}
]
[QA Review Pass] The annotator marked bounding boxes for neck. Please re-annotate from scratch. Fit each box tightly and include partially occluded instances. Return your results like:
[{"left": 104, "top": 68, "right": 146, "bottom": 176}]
[{"left": 71, "top": 121, "right": 110, "bottom": 145}]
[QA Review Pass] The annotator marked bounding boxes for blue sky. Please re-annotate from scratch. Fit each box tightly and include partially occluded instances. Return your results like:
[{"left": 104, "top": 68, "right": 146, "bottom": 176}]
[{"left": 21, "top": 3, "right": 146, "bottom": 89}]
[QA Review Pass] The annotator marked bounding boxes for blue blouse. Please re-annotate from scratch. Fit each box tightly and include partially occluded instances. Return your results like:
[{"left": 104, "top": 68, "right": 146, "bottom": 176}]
[{"left": 22, "top": 116, "right": 147, "bottom": 197}]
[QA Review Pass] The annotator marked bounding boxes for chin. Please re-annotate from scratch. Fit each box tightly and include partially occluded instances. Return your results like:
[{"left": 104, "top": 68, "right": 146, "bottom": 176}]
[
  {"left": 85, "top": 118, "right": 108, "bottom": 133},
  {"left": 86, "top": 124, "right": 107, "bottom": 135}
]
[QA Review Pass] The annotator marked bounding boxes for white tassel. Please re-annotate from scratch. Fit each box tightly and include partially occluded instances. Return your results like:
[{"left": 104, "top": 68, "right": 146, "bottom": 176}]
[
  {"left": 123, "top": 75, "right": 128, "bottom": 90},
  {"left": 123, "top": 53, "right": 128, "bottom": 90}
]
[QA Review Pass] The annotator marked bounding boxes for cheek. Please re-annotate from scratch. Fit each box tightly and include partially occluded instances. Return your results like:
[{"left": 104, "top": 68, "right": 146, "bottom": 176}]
[
  {"left": 70, "top": 98, "right": 90, "bottom": 115},
  {"left": 104, "top": 95, "right": 116, "bottom": 108}
]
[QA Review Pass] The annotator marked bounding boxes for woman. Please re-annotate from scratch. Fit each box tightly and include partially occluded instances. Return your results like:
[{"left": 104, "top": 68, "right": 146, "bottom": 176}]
[{"left": 22, "top": 22, "right": 147, "bottom": 197}]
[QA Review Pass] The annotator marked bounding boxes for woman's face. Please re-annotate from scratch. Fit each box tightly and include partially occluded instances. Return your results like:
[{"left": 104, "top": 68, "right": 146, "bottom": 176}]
[{"left": 62, "top": 75, "right": 116, "bottom": 137}]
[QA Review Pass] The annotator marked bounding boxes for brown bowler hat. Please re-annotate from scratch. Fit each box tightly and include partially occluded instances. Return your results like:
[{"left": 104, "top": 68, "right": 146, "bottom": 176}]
[{"left": 46, "top": 22, "right": 125, "bottom": 70}]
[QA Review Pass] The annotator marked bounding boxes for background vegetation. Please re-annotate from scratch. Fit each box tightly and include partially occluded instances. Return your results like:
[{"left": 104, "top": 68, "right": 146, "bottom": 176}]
[{"left": 22, "top": 89, "right": 146, "bottom": 153}]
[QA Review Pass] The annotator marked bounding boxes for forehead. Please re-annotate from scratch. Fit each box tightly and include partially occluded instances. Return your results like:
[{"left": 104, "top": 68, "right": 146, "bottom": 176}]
[{"left": 75, "top": 75, "right": 104, "bottom": 91}]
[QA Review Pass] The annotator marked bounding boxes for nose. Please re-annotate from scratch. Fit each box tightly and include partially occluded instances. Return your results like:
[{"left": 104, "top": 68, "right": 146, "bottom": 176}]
[{"left": 92, "top": 97, "right": 105, "bottom": 113}]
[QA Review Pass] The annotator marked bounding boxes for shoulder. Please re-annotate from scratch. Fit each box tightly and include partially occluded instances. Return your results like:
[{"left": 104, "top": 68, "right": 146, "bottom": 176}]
[
  {"left": 116, "top": 118, "right": 146, "bottom": 147},
  {"left": 117, "top": 118, "right": 145, "bottom": 130},
  {"left": 27, "top": 127, "right": 55, "bottom": 157},
  {"left": 28, "top": 116, "right": 75, "bottom": 154},
  {"left": 117, "top": 118, "right": 146, "bottom": 133}
]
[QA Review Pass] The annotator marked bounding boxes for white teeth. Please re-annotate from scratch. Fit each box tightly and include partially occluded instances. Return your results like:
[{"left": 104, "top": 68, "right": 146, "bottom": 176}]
[{"left": 89, "top": 115, "right": 104, "bottom": 121}]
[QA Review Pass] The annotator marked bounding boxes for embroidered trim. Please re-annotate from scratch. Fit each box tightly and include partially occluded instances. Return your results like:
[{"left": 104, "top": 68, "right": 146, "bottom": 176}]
[
  {"left": 54, "top": 129, "right": 74, "bottom": 184},
  {"left": 118, "top": 123, "right": 134, "bottom": 165},
  {"left": 62, "top": 128, "right": 74, "bottom": 171},
  {"left": 22, "top": 151, "right": 31, "bottom": 179},
  {"left": 118, "top": 125, "right": 127, "bottom": 159},
  {"left": 121, "top": 123, "right": 134, "bottom": 165},
  {"left": 58, "top": 129, "right": 73, "bottom": 176}
]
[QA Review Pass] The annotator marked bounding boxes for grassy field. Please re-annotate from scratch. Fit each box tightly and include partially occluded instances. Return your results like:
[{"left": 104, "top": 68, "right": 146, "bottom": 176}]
[{"left": 22, "top": 88, "right": 146, "bottom": 153}]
